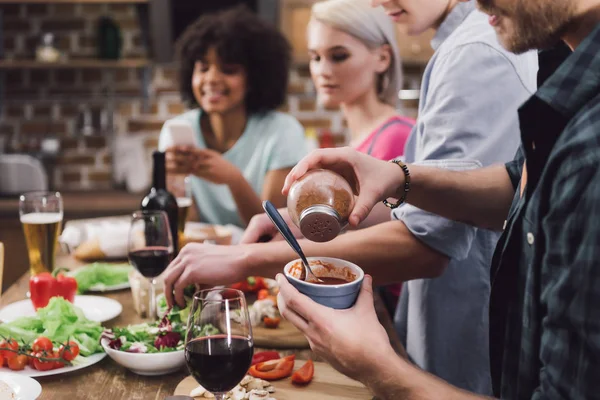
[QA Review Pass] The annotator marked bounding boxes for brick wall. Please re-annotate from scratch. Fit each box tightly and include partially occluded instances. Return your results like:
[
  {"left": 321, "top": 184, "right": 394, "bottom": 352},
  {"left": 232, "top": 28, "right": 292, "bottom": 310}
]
[{"left": 0, "top": 3, "right": 423, "bottom": 191}]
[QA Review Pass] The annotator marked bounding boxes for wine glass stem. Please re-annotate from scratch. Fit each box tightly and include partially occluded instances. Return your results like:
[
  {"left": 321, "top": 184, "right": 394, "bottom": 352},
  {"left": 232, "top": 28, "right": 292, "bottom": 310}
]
[
  {"left": 214, "top": 394, "right": 226, "bottom": 400},
  {"left": 149, "top": 278, "right": 157, "bottom": 320}
]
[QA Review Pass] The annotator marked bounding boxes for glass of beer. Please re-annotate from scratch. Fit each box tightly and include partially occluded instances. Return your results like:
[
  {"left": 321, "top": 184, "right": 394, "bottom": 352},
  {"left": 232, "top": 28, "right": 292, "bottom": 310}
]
[
  {"left": 19, "top": 191, "right": 64, "bottom": 276},
  {"left": 169, "top": 175, "right": 192, "bottom": 249}
]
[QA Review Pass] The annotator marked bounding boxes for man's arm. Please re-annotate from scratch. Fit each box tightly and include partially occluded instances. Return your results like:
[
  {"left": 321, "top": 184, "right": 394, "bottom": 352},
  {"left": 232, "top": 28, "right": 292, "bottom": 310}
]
[
  {"left": 365, "top": 349, "right": 494, "bottom": 400},
  {"left": 251, "top": 220, "right": 449, "bottom": 285},
  {"left": 401, "top": 163, "right": 516, "bottom": 231}
]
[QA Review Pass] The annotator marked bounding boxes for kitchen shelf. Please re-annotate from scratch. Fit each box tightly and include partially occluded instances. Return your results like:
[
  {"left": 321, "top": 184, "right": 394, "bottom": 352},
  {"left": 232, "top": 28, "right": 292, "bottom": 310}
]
[
  {"left": 0, "top": 58, "right": 150, "bottom": 69},
  {"left": 0, "top": 0, "right": 147, "bottom": 3}
]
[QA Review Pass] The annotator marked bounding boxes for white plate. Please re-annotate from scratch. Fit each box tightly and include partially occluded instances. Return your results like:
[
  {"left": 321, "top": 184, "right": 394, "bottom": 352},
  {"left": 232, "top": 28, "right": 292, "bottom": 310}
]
[
  {"left": 4, "top": 353, "right": 107, "bottom": 378},
  {"left": 88, "top": 281, "right": 131, "bottom": 292},
  {"left": 0, "top": 371, "right": 42, "bottom": 399},
  {"left": 0, "top": 296, "right": 123, "bottom": 323}
]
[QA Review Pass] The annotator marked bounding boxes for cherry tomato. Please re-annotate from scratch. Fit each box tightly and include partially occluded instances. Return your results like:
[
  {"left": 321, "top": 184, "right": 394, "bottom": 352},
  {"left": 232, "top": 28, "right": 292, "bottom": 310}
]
[
  {"left": 51, "top": 351, "right": 65, "bottom": 369},
  {"left": 0, "top": 339, "right": 19, "bottom": 360},
  {"left": 32, "top": 352, "right": 55, "bottom": 371},
  {"left": 7, "top": 354, "right": 28, "bottom": 371},
  {"left": 59, "top": 341, "right": 79, "bottom": 362},
  {"left": 32, "top": 337, "right": 53, "bottom": 353},
  {"left": 0, "top": 353, "right": 4, "bottom": 368},
  {"left": 28, "top": 352, "right": 36, "bottom": 368}
]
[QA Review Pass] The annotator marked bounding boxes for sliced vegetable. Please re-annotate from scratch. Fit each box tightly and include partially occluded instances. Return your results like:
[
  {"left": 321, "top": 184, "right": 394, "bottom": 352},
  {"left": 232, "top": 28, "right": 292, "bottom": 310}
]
[
  {"left": 263, "top": 316, "right": 280, "bottom": 329},
  {"left": 291, "top": 359, "right": 314, "bottom": 384},
  {"left": 251, "top": 351, "right": 280, "bottom": 366},
  {"left": 230, "top": 277, "right": 267, "bottom": 293},
  {"left": 257, "top": 289, "right": 269, "bottom": 300},
  {"left": 248, "top": 355, "right": 295, "bottom": 381}
]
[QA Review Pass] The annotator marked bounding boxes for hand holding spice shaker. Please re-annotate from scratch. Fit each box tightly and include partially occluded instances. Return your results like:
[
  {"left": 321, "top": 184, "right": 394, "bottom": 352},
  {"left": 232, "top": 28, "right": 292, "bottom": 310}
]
[{"left": 287, "top": 169, "right": 355, "bottom": 242}]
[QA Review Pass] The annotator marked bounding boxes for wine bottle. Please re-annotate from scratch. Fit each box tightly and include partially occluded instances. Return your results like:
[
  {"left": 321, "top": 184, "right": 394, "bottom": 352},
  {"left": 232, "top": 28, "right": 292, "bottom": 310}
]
[{"left": 141, "top": 151, "right": 179, "bottom": 253}]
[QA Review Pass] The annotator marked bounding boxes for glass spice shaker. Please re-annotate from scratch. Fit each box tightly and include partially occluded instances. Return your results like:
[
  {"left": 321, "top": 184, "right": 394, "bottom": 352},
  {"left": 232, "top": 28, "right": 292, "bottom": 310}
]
[{"left": 287, "top": 169, "right": 355, "bottom": 242}]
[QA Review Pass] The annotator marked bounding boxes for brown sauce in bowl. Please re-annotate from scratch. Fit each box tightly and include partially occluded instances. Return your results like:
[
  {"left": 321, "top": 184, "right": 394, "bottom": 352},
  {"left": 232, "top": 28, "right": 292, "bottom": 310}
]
[{"left": 315, "top": 277, "right": 350, "bottom": 285}]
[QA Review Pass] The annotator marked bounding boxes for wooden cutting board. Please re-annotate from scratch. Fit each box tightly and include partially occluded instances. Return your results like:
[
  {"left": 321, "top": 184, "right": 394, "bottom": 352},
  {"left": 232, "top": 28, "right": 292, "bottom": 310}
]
[
  {"left": 174, "top": 361, "right": 373, "bottom": 399},
  {"left": 252, "top": 319, "right": 309, "bottom": 349}
]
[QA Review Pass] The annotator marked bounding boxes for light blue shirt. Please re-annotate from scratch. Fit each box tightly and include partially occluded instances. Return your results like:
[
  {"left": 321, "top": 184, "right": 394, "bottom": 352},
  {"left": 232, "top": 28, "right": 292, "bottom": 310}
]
[
  {"left": 159, "top": 109, "right": 308, "bottom": 227},
  {"left": 392, "top": 1, "right": 538, "bottom": 394}
]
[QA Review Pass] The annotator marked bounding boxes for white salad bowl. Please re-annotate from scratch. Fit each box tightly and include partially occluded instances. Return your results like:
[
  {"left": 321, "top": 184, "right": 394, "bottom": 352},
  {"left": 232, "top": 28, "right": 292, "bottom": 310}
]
[{"left": 100, "top": 338, "right": 185, "bottom": 376}]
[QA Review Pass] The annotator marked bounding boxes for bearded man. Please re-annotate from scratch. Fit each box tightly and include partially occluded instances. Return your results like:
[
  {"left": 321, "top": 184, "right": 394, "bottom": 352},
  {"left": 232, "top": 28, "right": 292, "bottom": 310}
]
[{"left": 274, "top": 0, "right": 600, "bottom": 398}]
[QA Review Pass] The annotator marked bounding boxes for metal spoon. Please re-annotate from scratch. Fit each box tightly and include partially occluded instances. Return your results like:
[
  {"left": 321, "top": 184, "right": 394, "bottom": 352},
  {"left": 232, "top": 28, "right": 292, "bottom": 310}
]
[{"left": 262, "top": 200, "right": 323, "bottom": 283}]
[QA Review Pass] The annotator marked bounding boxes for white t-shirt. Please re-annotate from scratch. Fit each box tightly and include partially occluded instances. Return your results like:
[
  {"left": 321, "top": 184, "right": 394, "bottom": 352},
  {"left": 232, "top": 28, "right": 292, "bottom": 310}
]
[{"left": 159, "top": 109, "right": 308, "bottom": 227}]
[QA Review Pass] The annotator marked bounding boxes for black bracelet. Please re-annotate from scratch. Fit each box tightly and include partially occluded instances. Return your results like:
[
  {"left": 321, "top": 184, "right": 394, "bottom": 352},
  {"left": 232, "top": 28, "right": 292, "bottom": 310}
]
[{"left": 382, "top": 160, "right": 410, "bottom": 209}]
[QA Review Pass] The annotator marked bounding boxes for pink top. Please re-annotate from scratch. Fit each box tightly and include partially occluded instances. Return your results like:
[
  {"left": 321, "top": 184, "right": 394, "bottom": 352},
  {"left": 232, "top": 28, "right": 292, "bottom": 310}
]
[
  {"left": 354, "top": 115, "right": 414, "bottom": 299},
  {"left": 354, "top": 116, "right": 414, "bottom": 160}
]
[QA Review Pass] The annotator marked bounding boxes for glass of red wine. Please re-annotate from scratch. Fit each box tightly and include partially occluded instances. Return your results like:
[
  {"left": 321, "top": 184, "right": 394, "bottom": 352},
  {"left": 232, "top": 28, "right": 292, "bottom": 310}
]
[
  {"left": 128, "top": 210, "right": 174, "bottom": 320},
  {"left": 185, "top": 288, "right": 254, "bottom": 399}
]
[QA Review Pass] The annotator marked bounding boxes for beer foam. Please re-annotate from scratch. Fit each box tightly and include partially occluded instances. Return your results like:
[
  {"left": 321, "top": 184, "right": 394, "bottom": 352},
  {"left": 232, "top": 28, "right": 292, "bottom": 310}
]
[
  {"left": 20, "top": 212, "right": 63, "bottom": 224},
  {"left": 176, "top": 197, "right": 192, "bottom": 208}
]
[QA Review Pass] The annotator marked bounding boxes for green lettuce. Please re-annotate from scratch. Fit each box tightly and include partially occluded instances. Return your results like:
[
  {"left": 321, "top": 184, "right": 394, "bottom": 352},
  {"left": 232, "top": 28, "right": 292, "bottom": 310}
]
[
  {"left": 0, "top": 297, "right": 104, "bottom": 356},
  {"left": 69, "top": 263, "right": 133, "bottom": 294}
]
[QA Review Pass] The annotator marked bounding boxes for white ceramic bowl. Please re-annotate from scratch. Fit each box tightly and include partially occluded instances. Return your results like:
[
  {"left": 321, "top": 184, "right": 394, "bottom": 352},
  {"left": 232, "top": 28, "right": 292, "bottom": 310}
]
[{"left": 100, "top": 339, "right": 185, "bottom": 376}]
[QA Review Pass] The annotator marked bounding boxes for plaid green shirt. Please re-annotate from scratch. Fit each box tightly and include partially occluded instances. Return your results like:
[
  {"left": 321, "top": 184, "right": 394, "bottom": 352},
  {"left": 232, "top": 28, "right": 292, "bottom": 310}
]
[{"left": 489, "top": 24, "right": 600, "bottom": 399}]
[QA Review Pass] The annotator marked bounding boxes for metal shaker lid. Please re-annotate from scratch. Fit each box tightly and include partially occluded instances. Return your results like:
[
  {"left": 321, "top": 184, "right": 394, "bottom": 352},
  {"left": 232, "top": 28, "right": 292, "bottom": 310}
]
[{"left": 299, "top": 205, "right": 342, "bottom": 242}]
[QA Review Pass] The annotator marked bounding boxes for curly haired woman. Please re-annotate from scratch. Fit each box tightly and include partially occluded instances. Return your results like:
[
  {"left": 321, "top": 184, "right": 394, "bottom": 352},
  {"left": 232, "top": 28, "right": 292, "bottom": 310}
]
[{"left": 159, "top": 6, "right": 307, "bottom": 227}]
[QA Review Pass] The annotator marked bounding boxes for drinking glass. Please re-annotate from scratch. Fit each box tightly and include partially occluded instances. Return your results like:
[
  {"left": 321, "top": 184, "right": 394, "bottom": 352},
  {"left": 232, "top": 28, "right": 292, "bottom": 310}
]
[
  {"left": 185, "top": 288, "right": 254, "bottom": 399},
  {"left": 19, "top": 191, "right": 63, "bottom": 276},
  {"left": 128, "top": 210, "right": 173, "bottom": 320},
  {"left": 170, "top": 175, "right": 192, "bottom": 250}
]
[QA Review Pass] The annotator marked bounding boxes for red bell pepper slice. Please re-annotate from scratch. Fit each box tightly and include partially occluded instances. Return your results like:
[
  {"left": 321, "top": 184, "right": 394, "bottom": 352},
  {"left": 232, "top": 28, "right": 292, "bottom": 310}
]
[
  {"left": 248, "top": 355, "right": 295, "bottom": 380},
  {"left": 251, "top": 351, "right": 280, "bottom": 366},
  {"left": 291, "top": 359, "right": 314, "bottom": 385},
  {"left": 230, "top": 277, "right": 267, "bottom": 293},
  {"left": 263, "top": 316, "right": 281, "bottom": 329}
]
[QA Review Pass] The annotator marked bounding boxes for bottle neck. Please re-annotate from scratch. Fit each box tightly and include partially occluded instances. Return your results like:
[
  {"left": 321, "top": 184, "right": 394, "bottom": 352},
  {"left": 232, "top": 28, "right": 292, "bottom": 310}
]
[{"left": 152, "top": 152, "right": 166, "bottom": 190}]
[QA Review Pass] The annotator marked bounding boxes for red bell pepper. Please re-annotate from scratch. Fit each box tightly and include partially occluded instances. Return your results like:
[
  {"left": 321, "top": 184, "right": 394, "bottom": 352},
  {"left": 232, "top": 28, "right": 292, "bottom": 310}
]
[
  {"left": 248, "top": 355, "right": 295, "bottom": 380},
  {"left": 29, "top": 269, "right": 78, "bottom": 310},
  {"left": 251, "top": 351, "right": 280, "bottom": 366},
  {"left": 230, "top": 276, "right": 267, "bottom": 293},
  {"left": 291, "top": 359, "right": 314, "bottom": 385}
]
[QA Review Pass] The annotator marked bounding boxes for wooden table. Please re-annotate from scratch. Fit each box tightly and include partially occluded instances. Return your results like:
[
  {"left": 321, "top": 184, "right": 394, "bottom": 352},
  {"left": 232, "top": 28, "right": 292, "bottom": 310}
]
[{"left": 0, "top": 255, "right": 402, "bottom": 399}]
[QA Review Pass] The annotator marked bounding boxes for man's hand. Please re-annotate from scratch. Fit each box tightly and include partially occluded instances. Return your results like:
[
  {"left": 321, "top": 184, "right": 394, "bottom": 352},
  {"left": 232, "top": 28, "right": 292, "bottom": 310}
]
[
  {"left": 282, "top": 147, "right": 404, "bottom": 227},
  {"left": 240, "top": 209, "right": 303, "bottom": 244},
  {"left": 276, "top": 273, "right": 394, "bottom": 382},
  {"left": 162, "top": 243, "right": 253, "bottom": 307}
]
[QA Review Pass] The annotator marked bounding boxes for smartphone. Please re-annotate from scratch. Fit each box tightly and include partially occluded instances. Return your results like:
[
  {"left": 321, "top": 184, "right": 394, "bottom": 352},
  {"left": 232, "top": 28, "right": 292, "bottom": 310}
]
[{"left": 164, "top": 121, "right": 197, "bottom": 147}]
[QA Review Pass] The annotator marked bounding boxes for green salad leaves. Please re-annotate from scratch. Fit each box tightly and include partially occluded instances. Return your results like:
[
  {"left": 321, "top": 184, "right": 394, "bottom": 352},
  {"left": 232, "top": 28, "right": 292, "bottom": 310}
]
[
  {"left": 69, "top": 263, "right": 133, "bottom": 293},
  {"left": 0, "top": 297, "right": 104, "bottom": 356}
]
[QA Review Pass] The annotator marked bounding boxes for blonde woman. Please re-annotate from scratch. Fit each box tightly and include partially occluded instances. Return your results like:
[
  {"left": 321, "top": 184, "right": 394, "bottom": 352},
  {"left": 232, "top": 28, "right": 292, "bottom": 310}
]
[{"left": 310, "top": 0, "right": 413, "bottom": 161}]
